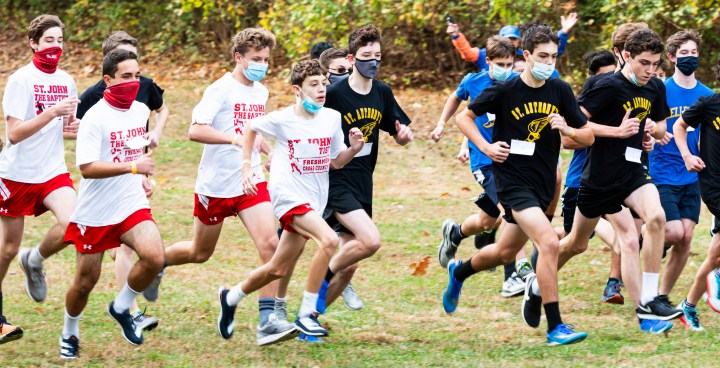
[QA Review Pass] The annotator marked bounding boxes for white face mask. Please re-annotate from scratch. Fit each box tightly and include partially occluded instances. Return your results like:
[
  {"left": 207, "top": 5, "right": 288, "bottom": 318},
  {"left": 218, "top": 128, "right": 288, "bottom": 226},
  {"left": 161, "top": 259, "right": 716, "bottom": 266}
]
[{"left": 530, "top": 58, "right": 555, "bottom": 81}]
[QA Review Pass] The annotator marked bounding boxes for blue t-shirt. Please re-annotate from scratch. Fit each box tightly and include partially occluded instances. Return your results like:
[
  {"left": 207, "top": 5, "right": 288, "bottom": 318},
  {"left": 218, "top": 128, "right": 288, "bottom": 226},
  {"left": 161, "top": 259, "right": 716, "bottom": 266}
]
[
  {"left": 649, "top": 77, "right": 714, "bottom": 185},
  {"left": 455, "top": 70, "right": 519, "bottom": 171},
  {"left": 565, "top": 148, "right": 586, "bottom": 188}
]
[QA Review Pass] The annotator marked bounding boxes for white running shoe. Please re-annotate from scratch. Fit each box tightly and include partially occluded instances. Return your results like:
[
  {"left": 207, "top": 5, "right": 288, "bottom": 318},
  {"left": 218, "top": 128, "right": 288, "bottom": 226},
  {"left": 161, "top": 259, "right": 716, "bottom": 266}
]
[
  {"left": 341, "top": 283, "right": 363, "bottom": 310},
  {"left": 501, "top": 272, "right": 525, "bottom": 298}
]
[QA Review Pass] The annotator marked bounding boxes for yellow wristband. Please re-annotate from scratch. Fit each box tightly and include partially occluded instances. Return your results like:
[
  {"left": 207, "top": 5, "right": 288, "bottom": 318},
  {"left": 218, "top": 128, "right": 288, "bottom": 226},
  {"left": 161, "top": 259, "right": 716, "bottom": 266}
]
[
  {"left": 232, "top": 134, "right": 239, "bottom": 145},
  {"left": 131, "top": 162, "right": 137, "bottom": 175},
  {"left": 570, "top": 128, "right": 576, "bottom": 138},
  {"left": 438, "top": 120, "right": 446, "bottom": 126},
  {"left": 242, "top": 159, "right": 251, "bottom": 166},
  {"left": 652, "top": 125, "right": 657, "bottom": 134}
]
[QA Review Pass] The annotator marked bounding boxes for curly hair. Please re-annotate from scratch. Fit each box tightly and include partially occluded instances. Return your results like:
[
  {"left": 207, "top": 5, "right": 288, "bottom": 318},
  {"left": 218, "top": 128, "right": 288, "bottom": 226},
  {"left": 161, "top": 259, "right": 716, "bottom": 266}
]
[
  {"left": 486, "top": 36, "right": 515, "bottom": 60},
  {"left": 611, "top": 22, "right": 648, "bottom": 52},
  {"left": 666, "top": 29, "right": 701, "bottom": 57},
  {"left": 232, "top": 27, "right": 276, "bottom": 56},
  {"left": 348, "top": 24, "right": 383, "bottom": 55},
  {"left": 28, "top": 14, "right": 64, "bottom": 45},
  {"left": 625, "top": 28, "right": 664, "bottom": 58},
  {"left": 520, "top": 21, "right": 559, "bottom": 53},
  {"left": 290, "top": 59, "right": 327, "bottom": 86}
]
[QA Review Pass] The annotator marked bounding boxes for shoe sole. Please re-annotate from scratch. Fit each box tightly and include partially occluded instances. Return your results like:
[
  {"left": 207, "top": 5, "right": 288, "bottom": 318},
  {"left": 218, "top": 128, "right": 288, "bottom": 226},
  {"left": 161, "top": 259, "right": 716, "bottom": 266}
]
[
  {"left": 601, "top": 294, "right": 624, "bottom": 305},
  {"left": 500, "top": 288, "right": 524, "bottom": 298},
  {"left": 678, "top": 316, "right": 703, "bottom": 331},
  {"left": 635, "top": 310, "right": 682, "bottom": 321},
  {"left": 217, "top": 287, "right": 234, "bottom": 340},
  {"left": 257, "top": 326, "right": 300, "bottom": 346},
  {"left": 642, "top": 323, "right": 673, "bottom": 334},
  {"left": 18, "top": 248, "right": 45, "bottom": 303},
  {"left": 547, "top": 333, "right": 587, "bottom": 346},
  {"left": 141, "top": 320, "right": 159, "bottom": 331},
  {"left": 344, "top": 301, "right": 363, "bottom": 311},
  {"left": 705, "top": 274, "right": 720, "bottom": 314},
  {"left": 294, "top": 321, "right": 328, "bottom": 337},
  {"left": 0, "top": 330, "right": 24, "bottom": 345},
  {"left": 107, "top": 304, "right": 143, "bottom": 346},
  {"left": 521, "top": 276, "right": 540, "bottom": 328}
]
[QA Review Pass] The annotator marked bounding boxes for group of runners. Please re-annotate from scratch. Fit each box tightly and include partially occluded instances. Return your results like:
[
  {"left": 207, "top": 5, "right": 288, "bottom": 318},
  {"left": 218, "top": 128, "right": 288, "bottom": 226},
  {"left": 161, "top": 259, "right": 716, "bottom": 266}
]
[{"left": 1, "top": 11, "right": 720, "bottom": 359}]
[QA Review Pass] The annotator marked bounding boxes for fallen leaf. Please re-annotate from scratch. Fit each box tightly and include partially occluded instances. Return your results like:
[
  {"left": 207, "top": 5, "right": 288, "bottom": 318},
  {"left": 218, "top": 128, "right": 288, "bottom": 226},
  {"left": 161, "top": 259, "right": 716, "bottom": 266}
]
[
  {"left": 34, "top": 307, "right": 45, "bottom": 314},
  {"left": 422, "top": 231, "right": 430, "bottom": 236},
  {"left": 439, "top": 192, "right": 450, "bottom": 198},
  {"left": 460, "top": 187, "right": 471, "bottom": 191}
]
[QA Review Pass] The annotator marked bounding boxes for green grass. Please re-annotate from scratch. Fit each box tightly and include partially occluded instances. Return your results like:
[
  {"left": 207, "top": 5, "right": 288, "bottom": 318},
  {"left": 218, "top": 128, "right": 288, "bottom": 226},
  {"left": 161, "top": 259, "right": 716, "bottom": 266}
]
[{"left": 3, "top": 76, "right": 720, "bottom": 367}]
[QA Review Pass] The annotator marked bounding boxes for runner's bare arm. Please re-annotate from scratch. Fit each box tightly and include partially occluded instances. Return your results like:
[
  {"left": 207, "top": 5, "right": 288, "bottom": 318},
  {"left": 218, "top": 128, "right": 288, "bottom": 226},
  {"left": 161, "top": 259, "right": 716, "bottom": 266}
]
[
  {"left": 7, "top": 96, "right": 79, "bottom": 144},
  {"left": 431, "top": 93, "right": 464, "bottom": 142},
  {"left": 187, "top": 122, "right": 236, "bottom": 145},
  {"left": 581, "top": 106, "right": 639, "bottom": 139},
  {"left": 331, "top": 128, "right": 364, "bottom": 169},
  {"left": 147, "top": 104, "right": 170, "bottom": 148},
  {"left": 549, "top": 113, "right": 594, "bottom": 148},
  {"left": 79, "top": 151, "right": 154, "bottom": 179},
  {"left": 673, "top": 117, "right": 705, "bottom": 172},
  {"left": 456, "top": 108, "right": 508, "bottom": 163}
]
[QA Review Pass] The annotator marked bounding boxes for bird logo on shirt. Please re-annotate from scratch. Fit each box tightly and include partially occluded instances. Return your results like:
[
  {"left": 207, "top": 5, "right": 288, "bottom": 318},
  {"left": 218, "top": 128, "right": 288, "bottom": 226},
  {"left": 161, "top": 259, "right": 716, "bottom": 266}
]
[{"left": 526, "top": 116, "right": 550, "bottom": 142}]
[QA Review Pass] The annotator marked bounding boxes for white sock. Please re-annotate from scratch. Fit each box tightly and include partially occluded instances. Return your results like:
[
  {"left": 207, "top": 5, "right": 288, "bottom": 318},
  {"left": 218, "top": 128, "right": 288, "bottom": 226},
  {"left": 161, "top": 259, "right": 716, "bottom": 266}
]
[
  {"left": 641, "top": 272, "right": 659, "bottom": 305},
  {"left": 226, "top": 285, "right": 246, "bottom": 307},
  {"left": 516, "top": 258, "right": 528, "bottom": 268},
  {"left": 298, "top": 291, "right": 318, "bottom": 317},
  {"left": 28, "top": 247, "right": 45, "bottom": 268},
  {"left": 113, "top": 283, "right": 140, "bottom": 314},
  {"left": 531, "top": 277, "right": 541, "bottom": 296},
  {"left": 62, "top": 309, "right": 82, "bottom": 339}
]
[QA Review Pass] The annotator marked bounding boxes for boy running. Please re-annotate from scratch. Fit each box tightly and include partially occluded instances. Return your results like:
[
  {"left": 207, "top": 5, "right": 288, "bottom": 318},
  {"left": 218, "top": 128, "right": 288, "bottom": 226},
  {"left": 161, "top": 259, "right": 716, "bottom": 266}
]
[
  {"left": 442, "top": 22, "right": 593, "bottom": 346},
  {"left": 0, "top": 14, "right": 79, "bottom": 344},
  {"left": 60, "top": 49, "right": 164, "bottom": 359},
  {"left": 218, "top": 59, "right": 364, "bottom": 343}
]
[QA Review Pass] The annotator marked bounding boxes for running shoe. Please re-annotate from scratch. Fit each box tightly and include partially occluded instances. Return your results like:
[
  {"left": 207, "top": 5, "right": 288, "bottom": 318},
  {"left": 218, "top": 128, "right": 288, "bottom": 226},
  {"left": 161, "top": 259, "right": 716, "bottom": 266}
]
[
  {"left": 18, "top": 247, "right": 47, "bottom": 303},
  {"left": 297, "top": 332, "right": 324, "bottom": 343},
  {"left": 256, "top": 313, "right": 298, "bottom": 346},
  {"left": 107, "top": 301, "right": 143, "bottom": 345},
  {"left": 133, "top": 309, "right": 159, "bottom": 331},
  {"left": 0, "top": 316, "right": 23, "bottom": 344},
  {"left": 636, "top": 296, "right": 682, "bottom": 320},
  {"left": 59, "top": 335, "right": 79, "bottom": 359},
  {"left": 600, "top": 280, "right": 624, "bottom": 304},
  {"left": 442, "top": 260, "right": 464, "bottom": 314},
  {"left": 639, "top": 318, "right": 673, "bottom": 333},
  {"left": 341, "top": 283, "right": 363, "bottom": 310},
  {"left": 294, "top": 313, "right": 328, "bottom": 336},
  {"left": 516, "top": 261, "right": 534, "bottom": 281},
  {"left": 546, "top": 324, "right": 587, "bottom": 346},
  {"left": 143, "top": 268, "right": 164, "bottom": 302},
  {"left": 678, "top": 300, "right": 703, "bottom": 331},
  {"left": 438, "top": 219, "right": 460, "bottom": 268},
  {"left": 706, "top": 269, "right": 720, "bottom": 313},
  {"left": 522, "top": 274, "right": 542, "bottom": 328},
  {"left": 473, "top": 228, "right": 496, "bottom": 249},
  {"left": 217, "top": 287, "right": 237, "bottom": 340},
  {"left": 316, "top": 280, "right": 329, "bottom": 314},
  {"left": 501, "top": 272, "right": 525, "bottom": 298}
]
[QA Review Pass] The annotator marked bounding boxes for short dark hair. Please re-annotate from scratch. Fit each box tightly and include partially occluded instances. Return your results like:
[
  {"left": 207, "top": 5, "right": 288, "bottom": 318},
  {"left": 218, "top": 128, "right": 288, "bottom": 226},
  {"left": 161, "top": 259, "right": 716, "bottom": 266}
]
[
  {"left": 28, "top": 14, "right": 64, "bottom": 45},
  {"left": 311, "top": 42, "right": 334, "bottom": 60},
  {"left": 520, "top": 21, "right": 559, "bottom": 54},
  {"left": 102, "top": 31, "right": 138, "bottom": 56},
  {"left": 625, "top": 28, "right": 664, "bottom": 58},
  {"left": 583, "top": 49, "right": 615, "bottom": 74},
  {"left": 290, "top": 59, "right": 326, "bottom": 86},
  {"left": 103, "top": 49, "right": 138, "bottom": 78},
  {"left": 611, "top": 22, "right": 648, "bottom": 53},
  {"left": 486, "top": 36, "right": 515, "bottom": 60},
  {"left": 232, "top": 27, "right": 276, "bottom": 57},
  {"left": 348, "top": 24, "right": 382, "bottom": 55},
  {"left": 318, "top": 48, "right": 349, "bottom": 69},
  {"left": 666, "top": 29, "right": 701, "bottom": 57}
]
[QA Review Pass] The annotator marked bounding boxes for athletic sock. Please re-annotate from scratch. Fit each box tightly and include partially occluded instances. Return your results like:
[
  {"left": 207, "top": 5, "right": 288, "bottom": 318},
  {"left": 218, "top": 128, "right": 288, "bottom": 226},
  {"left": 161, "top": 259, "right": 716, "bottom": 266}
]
[
  {"left": 503, "top": 262, "right": 515, "bottom": 281},
  {"left": 449, "top": 224, "right": 467, "bottom": 245},
  {"left": 113, "top": 283, "right": 140, "bottom": 314},
  {"left": 544, "top": 302, "right": 563, "bottom": 332},
  {"left": 453, "top": 259, "right": 478, "bottom": 282},
  {"left": 258, "top": 298, "right": 275, "bottom": 325},
  {"left": 324, "top": 268, "right": 335, "bottom": 283},
  {"left": 274, "top": 297, "right": 287, "bottom": 313},
  {"left": 515, "top": 258, "right": 529, "bottom": 269},
  {"left": 0, "top": 291, "right": 3, "bottom": 317},
  {"left": 607, "top": 278, "right": 620, "bottom": 285},
  {"left": 227, "top": 285, "right": 246, "bottom": 307},
  {"left": 298, "top": 291, "right": 318, "bottom": 317},
  {"left": 640, "top": 272, "right": 659, "bottom": 305},
  {"left": 62, "top": 309, "right": 82, "bottom": 339},
  {"left": 28, "top": 247, "right": 45, "bottom": 268},
  {"left": 683, "top": 299, "right": 696, "bottom": 310},
  {"left": 531, "top": 277, "right": 541, "bottom": 296}
]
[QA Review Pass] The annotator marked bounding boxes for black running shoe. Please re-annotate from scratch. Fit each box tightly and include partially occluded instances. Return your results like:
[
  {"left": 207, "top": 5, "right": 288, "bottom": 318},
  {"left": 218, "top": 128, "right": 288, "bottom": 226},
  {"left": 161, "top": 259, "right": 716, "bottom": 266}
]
[
  {"left": 107, "top": 301, "right": 143, "bottom": 345},
  {"left": 294, "top": 313, "right": 328, "bottom": 337},
  {"left": 217, "top": 287, "right": 237, "bottom": 340},
  {"left": 59, "top": 335, "right": 79, "bottom": 359},
  {"left": 474, "top": 228, "right": 497, "bottom": 249},
  {"left": 636, "top": 296, "right": 682, "bottom": 321},
  {"left": 521, "top": 274, "right": 542, "bottom": 328}
]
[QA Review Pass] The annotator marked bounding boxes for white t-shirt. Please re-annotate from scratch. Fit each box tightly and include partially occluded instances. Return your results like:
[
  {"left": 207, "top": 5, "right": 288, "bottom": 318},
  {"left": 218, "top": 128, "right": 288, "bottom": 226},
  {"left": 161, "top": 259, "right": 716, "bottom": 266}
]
[
  {"left": 0, "top": 62, "right": 77, "bottom": 183},
  {"left": 251, "top": 105, "right": 346, "bottom": 219},
  {"left": 70, "top": 100, "right": 151, "bottom": 226},
  {"left": 192, "top": 73, "right": 267, "bottom": 198}
]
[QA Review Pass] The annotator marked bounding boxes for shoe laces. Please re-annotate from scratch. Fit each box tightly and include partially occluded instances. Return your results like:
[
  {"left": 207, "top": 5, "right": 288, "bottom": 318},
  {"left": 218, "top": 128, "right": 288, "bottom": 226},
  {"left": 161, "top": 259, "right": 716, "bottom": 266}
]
[
  {"left": 610, "top": 283, "right": 622, "bottom": 294},
  {"left": 345, "top": 283, "right": 356, "bottom": 294},
  {"left": 554, "top": 323, "right": 576, "bottom": 334}
]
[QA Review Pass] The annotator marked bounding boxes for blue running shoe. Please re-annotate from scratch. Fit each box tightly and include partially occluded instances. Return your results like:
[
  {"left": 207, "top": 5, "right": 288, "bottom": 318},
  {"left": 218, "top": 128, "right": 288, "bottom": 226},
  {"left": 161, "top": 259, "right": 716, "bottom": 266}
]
[
  {"left": 639, "top": 318, "right": 673, "bottom": 333},
  {"left": 217, "top": 287, "right": 237, "bottom": 340},
  {"left": 297, "top": 332, "right": 324, "bottom": 343},
  {"left": 316, "top": 280, "right": 329, "bottom": 315},
  {"left": 442, "top": 260, "right": 464, "bottom": 314},
  {"left": 546, "top": 324, "right": 587, "bottom": 346},
  {"left": 600, "top": 280, "right": 624, "bottom": 304},
  {"left": 678, "top": 300, "right": 703, "bottom": 331},
  {"left": 706, "top": 269, "right": 720, "bottom": 313}
]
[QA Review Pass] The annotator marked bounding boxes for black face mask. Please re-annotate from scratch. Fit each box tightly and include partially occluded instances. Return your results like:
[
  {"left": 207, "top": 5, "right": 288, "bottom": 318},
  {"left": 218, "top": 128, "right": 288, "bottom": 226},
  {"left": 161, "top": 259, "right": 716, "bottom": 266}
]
[
  {"left": 328, "top": 72, "right": 349, "bottom": 85},
  {"left": 354, "top": 58, "right": 381, "bottom": 79},
  {"left": 676, "top": 56, "right": 699, "bottom": 76}
]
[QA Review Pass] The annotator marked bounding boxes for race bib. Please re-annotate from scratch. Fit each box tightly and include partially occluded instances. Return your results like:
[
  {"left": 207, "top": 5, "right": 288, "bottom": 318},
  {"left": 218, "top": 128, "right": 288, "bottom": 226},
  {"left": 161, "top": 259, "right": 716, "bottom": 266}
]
[
  {"left": 294, "top": 143, "right": 319, "bottom": 159},
  {"left": 625, "top": 147, "right": 642, "bottom": 163},
  {"left": 356, "top": 142, "right": 373, "bottom": 157},
  {"left": 510, "top": 140, "right": 535, "bottom": 156},
  {"left": 125, "top": 137, "right": 151, "bottom": 150}
]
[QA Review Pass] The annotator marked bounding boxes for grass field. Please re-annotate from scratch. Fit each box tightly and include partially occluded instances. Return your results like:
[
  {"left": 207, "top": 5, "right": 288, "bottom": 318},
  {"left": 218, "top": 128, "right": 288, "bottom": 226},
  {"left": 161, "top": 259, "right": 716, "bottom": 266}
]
[{"left": 2, "top": 69, "right": 720, "bottom": 368}]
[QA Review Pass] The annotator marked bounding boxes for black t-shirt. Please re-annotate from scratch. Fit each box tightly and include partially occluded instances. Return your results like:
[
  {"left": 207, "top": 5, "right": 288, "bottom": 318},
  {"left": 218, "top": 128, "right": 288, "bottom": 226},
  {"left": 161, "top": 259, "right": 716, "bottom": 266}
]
[
  {"left": 578, "top": 71, "right": 669, "bottom": 189},
  {"left": 681, "top": 93, "right": 720, "bottom": 198},
  {"left": 468, "top": 77, "right": 587, "bottom": 205},
  {"left": 77, "top": 76, "right": 165, "bottom": 130},
  {"left": 579, "top": 72, "right": 613, "bottom": 97},
  {"left": 325, "top": 78, "right": 410, "bottom": 205}
]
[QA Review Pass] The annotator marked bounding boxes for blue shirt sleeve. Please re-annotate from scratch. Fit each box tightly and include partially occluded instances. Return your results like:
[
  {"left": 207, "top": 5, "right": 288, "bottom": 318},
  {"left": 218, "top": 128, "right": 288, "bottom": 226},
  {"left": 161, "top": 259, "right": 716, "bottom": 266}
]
[
  {"left": 475, "top": 48, "right": 489, "bottom": 72},
  {"left": 455, "top": 76, "right": 471, "bottom": 100},
  {"left": 557, "top": 30, "right": 569, "bottom": 57}
]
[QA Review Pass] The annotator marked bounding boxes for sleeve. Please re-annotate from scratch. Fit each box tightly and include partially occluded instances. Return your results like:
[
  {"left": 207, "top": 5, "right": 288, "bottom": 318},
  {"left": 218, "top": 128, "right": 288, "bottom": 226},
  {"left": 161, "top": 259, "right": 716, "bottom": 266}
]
[
  {"left": 75, "top": 119, "right": 102, "bottom": 166},
  {"left": 455, "top": 75, "right": 471, "bottom": 100},
  {"left": 560, "top": 83, "right": 587, "bottom": 128},
  {"left": 249, "top": 111, "right": 278, "bottom": 140},
  {"left": 650, "top": 81, "right": 671, "bottom": 122},
  {"left": 475, "top": 49, "right": 489, "bottom": 72},
  {"left": 681, "top": 96, "right": 708, "bottom": 129},
  {"left": 329, "top": 113, "right": 347, "bottom": 159},
  {"left": 379, "top": 86, "right": 401, "bottom": 135},
  {"left": 191, "top": 85, "right": 224, "bottom": 125},
  {"left": 467, "top": 82, "right": 502, "bottom": 117},
  {"left": 2, "top": 76, "right": 30, "bottom": 121},
  {"left": 76, "top": 84, "right": 102, "bottom": 119},
  {"left": 577, "top": 79, "right": 613, "bottom": 118},
  {"left": 146, "top": 80, "right": 165, "bottom": 111},
  {"left": 557, "top": 30, "right": 569, "bottom": 57},
  {"left": 450, "top": 33, "right": 480, "bottom": 63}
]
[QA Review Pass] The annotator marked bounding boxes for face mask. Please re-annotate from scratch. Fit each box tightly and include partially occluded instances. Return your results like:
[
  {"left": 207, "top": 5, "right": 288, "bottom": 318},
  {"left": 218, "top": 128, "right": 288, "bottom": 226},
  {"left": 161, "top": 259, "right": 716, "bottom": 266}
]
[
  {"left": 328, "top": 72, "right": 349, "bottom": 84},
  {"left": 530, "top": 58, "right": 555, "bottom": 81},
  {"left": 240, "top": 55, "right": 268, "bottom": 82},
  {"left": 298, "top": 91, "right": 323, "bottom": 114},
  {"left": 676, "top": 56, "right": 699, "bottom": 76},
  {"left": 104, "top": 80, "right": 140, "bottom": 110},
  {"left": 32, "top": 46, "right": 62, "bottom": 74},
  {"left": 354, "top": 58, "right": 381, "bottom": 79},
  {"left": 490, "top": 64, "right": 512, "bottom": 81}
]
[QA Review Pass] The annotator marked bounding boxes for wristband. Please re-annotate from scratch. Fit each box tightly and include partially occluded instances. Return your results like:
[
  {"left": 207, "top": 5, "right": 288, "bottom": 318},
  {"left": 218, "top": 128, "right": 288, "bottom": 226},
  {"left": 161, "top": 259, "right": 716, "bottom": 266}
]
[
  {"left": 570, "top": 128, "right": 576, "bottom": 138},
  {"left": 652, "top": 125, "right": 657, "bottom": 134},
  {"left": 450, "top": 34, "right": 460, "bottom": 40},
  {"left": 131, "top": 162, "right": 137, "bottom": 175},
  {"left": 242, "top": 159, "right": 251, "bottom": 166}
]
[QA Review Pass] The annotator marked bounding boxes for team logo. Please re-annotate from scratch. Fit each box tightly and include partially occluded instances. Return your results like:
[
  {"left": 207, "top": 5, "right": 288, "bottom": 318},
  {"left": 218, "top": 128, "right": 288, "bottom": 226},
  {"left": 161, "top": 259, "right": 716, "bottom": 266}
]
[{"left": 82, "top": 244, "right": 92, "bottom": 250}]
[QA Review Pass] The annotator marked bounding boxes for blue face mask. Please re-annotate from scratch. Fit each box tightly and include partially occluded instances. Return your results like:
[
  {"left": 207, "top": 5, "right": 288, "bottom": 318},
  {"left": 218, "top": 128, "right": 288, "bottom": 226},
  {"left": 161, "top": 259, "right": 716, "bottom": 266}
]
[
  {"left": 240, "top": 55, "right": 268, "bottom": 82},
  {"left": 530, "top": 58, "right": 555, "bottom": 81},
  {"left": 490, "top": 63, "right": 512, "bottom": 81},
  {"left": 328, "top": 72, "right": 349, "bottom": 84},
  {"left": 298, "top": 91, "right": 323, "bottom": 114},
  {"left": 621, "top": 54, "right": 642, "bottom": 87}
]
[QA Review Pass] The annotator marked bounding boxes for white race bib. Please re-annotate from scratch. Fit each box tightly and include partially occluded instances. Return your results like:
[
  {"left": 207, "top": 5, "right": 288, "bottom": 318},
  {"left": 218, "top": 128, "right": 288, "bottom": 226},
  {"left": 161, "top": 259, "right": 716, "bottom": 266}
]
[
  {"left": 294, "top": 143, "right": 319, "bottom": 159},
  {"left": 625, "top": 147, "right": 642, "bottom": 163},
  {"left": 355, "top": 142, "right": 373, "bottom": 157},
  {"left": 125, "top": 137, "right": 151, "bottom": 150},
  {"left": 510, "top": 140, "right": 535, "bottom": 156}
]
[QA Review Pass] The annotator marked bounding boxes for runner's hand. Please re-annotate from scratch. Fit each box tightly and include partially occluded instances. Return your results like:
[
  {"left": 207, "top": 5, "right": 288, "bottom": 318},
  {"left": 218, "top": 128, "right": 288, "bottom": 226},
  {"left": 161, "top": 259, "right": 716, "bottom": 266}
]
[
  {"left": 431, "top": 123, "right": 445, "bottom": 142},
  {"left": 51, "top": 97, "right": 80, "bottom": 117},
  {"left": 348, "top": 127, "right": 365, "bottom": 151},
  {"left": 683, "top": 154, "right": 705, "bottom": 172},
  {"left": 394, "top": 120, "right": 413, "bottom": 145},
  {"left": 135, "top": 151, "right": 154, "bottom": 175},
  {"left": 145, "top": 129, "right": 161, "bottom": 149},
  {"left": 642, "top": 133, "right": 655, "bottom": 152},
  {"left": 64, "top": 115, "right": 80, "bottom": 135},
  {"left": 656, "top": 132, "right": 673, "bottom": 146},
  {"left": 549, "top": 113, "right": 571, "bottom": 135},
  {"left": 483, "top": 141, "right": 510, "bottom": 163},
  {"left": 142, "top": 175, "right": 153, "bottom": 197},
  {"left": 446, "top": 23, "right": 459, "bottom": 37},
  {"left": 561, "top": 12, "right": 579, "bottom": 34},
  {"left": 242, "top": 165, "right": 258, "bottom": 196},
  {"left": 616, "top": 109, "right": 640, "bottom": 138},
  {"left": 456, "top": 146, "right": 469, "bottom": 163}
]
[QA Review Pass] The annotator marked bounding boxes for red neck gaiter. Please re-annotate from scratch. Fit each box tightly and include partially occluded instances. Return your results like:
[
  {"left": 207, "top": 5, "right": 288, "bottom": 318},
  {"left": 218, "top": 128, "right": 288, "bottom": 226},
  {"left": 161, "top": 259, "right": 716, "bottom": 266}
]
[
  {"left": 104, "top": 80, "right": 140, "bottom": 110},
  {"left": 32, "top": 46, "right": 63, "bottom": 74}
]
